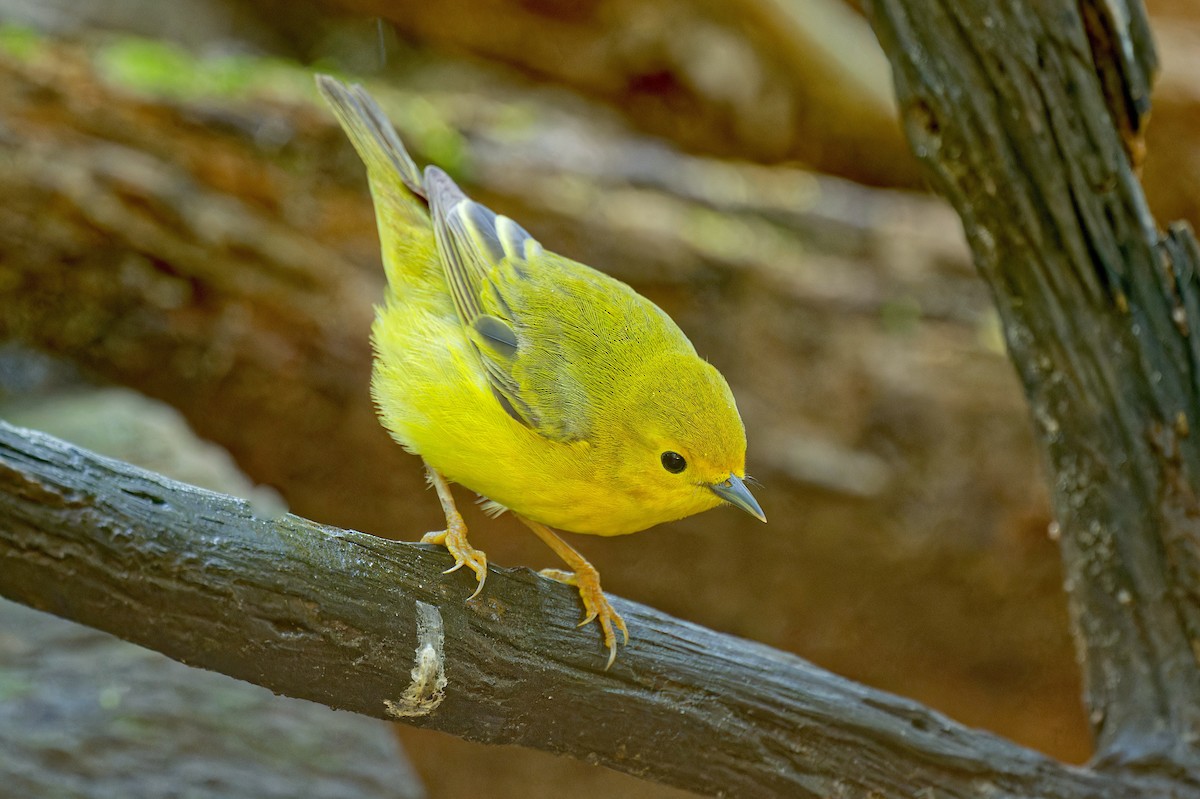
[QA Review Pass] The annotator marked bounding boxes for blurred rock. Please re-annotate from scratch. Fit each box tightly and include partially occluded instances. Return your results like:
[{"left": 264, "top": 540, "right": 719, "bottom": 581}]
[
  {"left": 0, "top": 599, "right": 424, "bottom": 799},
  {"left": 0, "top": 386, "right": 286, "bottom": 516}
]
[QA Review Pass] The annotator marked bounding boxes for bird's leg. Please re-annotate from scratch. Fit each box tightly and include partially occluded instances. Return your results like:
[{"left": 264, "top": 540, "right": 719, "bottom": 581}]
[
  {"left": 517, "top": 515, "right": 628, "bottom": 669},
  {"left": 420, "top": 465, "right": 487, "bottom": 599}
]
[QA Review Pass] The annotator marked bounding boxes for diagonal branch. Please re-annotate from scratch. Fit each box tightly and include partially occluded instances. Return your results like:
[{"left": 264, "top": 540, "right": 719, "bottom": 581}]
[
  {"left": 0, "top": 421, "right": 1177, "bottom": 798},
  {"left": 863, "top": 0, "right": 1200, "bottom": 772}
]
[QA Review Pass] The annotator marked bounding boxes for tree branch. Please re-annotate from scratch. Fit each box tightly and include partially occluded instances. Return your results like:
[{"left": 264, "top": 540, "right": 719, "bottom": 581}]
[
  {"left": 0, "top": 421, "right": 1180, "bottom": 798},
  {"left": 863, "top": 0, "right": 1200, "bottom": 773}
]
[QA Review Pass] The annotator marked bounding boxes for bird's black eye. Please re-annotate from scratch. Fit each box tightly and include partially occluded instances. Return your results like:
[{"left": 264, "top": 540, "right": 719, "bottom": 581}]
[{"left": 660, "top": 451, "right": 687, "bottom": 473}]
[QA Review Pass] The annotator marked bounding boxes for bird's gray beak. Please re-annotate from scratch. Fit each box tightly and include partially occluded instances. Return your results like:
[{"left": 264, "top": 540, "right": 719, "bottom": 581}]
[{"left": 708, "top": 474, "right": 766, "bottom": 522}]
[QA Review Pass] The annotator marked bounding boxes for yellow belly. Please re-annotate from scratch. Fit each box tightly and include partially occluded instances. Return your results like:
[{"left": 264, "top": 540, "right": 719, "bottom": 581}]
[{"left": 370, "top": 302, "right": 720, "bottom": 535}]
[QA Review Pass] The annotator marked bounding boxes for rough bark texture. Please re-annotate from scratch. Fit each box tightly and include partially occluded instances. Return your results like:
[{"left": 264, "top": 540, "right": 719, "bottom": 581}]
[
  {"left": 0, "top": 421, "right": 1184, "bottom": 799},
  {"left": 864, "top": 0, "right": 1200, "bottom": 774}
]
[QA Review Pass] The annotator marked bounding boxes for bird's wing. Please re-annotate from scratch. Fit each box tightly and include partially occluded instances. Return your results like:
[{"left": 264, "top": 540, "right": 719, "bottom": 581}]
[{"left": 425, "top": 166, "right": 600, "bottom": 443}]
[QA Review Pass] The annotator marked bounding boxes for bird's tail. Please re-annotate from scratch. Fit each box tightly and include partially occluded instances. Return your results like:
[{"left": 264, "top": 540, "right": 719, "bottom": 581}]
[
  {"left": 316, "top": 74, "right": 425, "bottom": 200},
  {"left": 316, "top": 74, "right": 435, "bottom": 289}
]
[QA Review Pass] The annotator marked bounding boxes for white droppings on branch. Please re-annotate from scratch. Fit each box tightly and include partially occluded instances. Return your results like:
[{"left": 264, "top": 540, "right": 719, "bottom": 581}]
[{"left": 385, "top": 600, "right": 447, "bottom": 718}]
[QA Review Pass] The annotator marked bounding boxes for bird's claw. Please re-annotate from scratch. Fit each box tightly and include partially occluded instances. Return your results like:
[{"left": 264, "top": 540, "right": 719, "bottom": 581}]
[
  {"left": 540, "top": 565, "right": 628, "bottom": 669},
  {"left": 424, "top": 521, "right": 487, "bottom": 600}
]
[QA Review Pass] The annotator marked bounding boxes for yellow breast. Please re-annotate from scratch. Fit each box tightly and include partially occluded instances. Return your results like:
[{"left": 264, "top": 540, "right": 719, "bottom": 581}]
[{"left": 370, "top": 301, "right": 723, "bottom": 536}]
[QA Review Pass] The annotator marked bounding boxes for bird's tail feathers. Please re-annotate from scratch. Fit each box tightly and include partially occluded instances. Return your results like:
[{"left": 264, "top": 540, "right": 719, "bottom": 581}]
[
  {"left": 315, "top": 74, "right": 426, "bottom": 205},
  {"left": 317, "top": 74, "right": 441, "bottom": 291}
]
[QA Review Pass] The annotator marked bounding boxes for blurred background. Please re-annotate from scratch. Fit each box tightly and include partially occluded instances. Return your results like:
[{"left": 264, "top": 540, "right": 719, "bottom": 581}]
[{"left": 1, "top": 0, "right": 1196, "bottom": 796}]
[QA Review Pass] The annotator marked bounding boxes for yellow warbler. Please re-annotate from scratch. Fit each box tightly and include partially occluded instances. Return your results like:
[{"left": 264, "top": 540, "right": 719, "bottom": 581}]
[{"left": 316, "top": 75, "right": 764, "bottom": 667}]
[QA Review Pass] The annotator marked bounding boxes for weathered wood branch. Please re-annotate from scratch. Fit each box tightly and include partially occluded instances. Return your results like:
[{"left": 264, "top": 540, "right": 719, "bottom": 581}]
[
  {"left": 0, "top": 420, "right": 1180, "bottom": 799},
  {"left": 865, "top": 0, "right": 1200, "bottom": 775}
]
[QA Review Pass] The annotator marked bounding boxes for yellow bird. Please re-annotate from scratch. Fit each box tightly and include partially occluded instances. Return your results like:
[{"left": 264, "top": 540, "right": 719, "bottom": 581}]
[{"left": 316, "top": 75, "right": 764, "bottom": 667}]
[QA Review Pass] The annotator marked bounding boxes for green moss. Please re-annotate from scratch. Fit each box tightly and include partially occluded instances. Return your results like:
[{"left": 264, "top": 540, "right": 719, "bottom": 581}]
[
  {"left": 95, "top": 37, "right": 307, "bottom": 100},
  {"left": 0, "top": 24, "right": 43, "bottom": 60},
  {"left": 96, "top": 38, "right": 198, "bottom": 96},
  {"left": 91, "top": 35, "right": 471, "bottom": 175}
]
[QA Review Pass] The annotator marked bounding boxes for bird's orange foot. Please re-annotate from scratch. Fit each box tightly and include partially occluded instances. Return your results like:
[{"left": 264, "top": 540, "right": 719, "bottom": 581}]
[
  {"left": 422, "top": 466, "right": 488, "bottom": 599},
  {"left": 423, "top": 516, "right": 487, "bottom": 600},
  {"left": 540, "top": 565, "right": 629, "bottom": 669}
]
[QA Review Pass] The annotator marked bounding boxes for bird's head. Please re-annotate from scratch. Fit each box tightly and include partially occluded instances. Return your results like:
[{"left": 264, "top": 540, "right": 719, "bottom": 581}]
[{"left": 606, "top": 352, "right": 764, "bottom": 529}]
